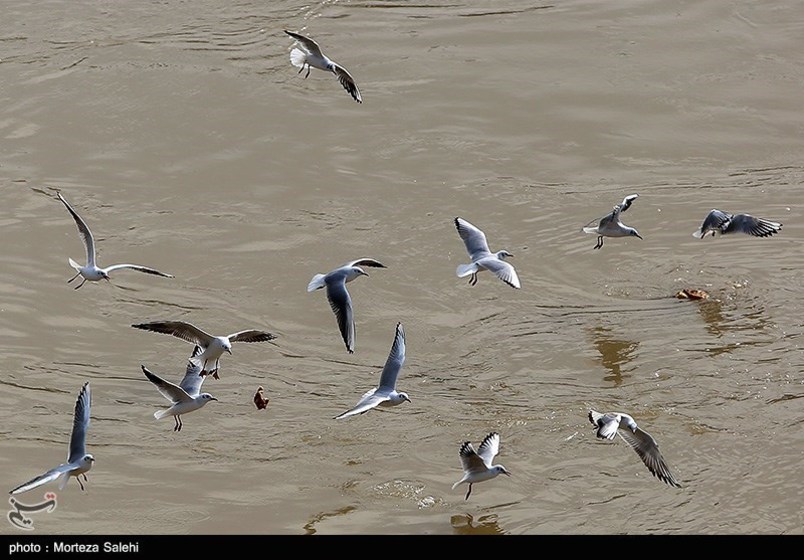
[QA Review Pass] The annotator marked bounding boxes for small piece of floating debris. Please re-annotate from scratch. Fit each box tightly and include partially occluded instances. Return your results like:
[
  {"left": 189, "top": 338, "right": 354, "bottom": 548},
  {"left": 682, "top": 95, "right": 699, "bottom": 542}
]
[
  {"left": 253, "top": 386, "right": 270, "bottom": 410},
  {"left": 675, "top": 288, "right": 709, "bottom": 300}
]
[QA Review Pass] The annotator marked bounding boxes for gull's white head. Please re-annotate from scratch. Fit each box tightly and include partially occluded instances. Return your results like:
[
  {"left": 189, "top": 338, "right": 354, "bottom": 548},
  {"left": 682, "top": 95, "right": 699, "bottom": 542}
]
[
  {"left": 493, "top": 465, "right": 511, "bottom": 477},
  {"left": 346, "top": 266, "right": 369, "bottom": 281},
  {"left": 628, "top": 228, "right": 643, "bottom": 240},
  {"left": 496, "top": 250, "right": 514, "bottom": 260},
  {"left": 81, "top": 454, "right": 95, "bottom": 467},
  {"left": 199, "top": 393, "right": 218, "bottom": 403},
  {"left": 396, "top": 392, "right": 411, "bottom": 404}
]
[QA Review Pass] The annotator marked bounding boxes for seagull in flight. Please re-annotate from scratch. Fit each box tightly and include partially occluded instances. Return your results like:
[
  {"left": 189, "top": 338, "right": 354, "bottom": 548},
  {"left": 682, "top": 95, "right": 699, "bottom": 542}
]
[
  {"left": 285, "top": 30, "right": 362, "bottom": 103},
  {"left": 10, "top": 382, "right": 94, "bottom": 495},
  {"left": 582, "top": 194, "right": 642, "bottom": 249},
  {"left": 588, "top": 409, "right": 681, "bottom": 488},
  {"left": 307, "top": 258, "right": 386, "bottom": 353},
  {"left": 335, "top": 322, "right": 411, "bottom": 419},
  {"left": 452, "top": 432, "right": 511, "bottom": 500},
  {"left": 132, "top": 321, "right": 277, "bottom": 379},
  {"left": 692, "top": 209, "right": 782, "bottom": 239},
  {"left": 454, "top": 217, "right": 520, "bottom": 289},
  {"left": 57, "top": 192, "right": 174, "bottom": 289},
  {"left": 142, "top": 363, "right": 218, "bottom": 432}
]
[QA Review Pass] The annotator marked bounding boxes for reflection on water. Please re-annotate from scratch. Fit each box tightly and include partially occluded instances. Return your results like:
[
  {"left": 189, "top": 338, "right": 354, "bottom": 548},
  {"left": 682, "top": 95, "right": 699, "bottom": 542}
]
[
  {"left": 695, "top": 294, "right": 775, "bottom": 356},
  {"left": 697, "top": 298, "right": 723, "bottom": 334},
  {"left": 590, "top": 326, "right": 639, "bottom": 387},
  {"left": 303, "top": 506, "right": 357, "bottom": 535},
  {"left": 450, "top": 513, "right": 506, "bottom": 535}
]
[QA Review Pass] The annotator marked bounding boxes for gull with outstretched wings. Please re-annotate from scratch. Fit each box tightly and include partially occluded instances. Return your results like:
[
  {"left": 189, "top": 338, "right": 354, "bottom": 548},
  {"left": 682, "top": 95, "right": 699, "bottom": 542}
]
[
  {"left": 335, "top": 322, "right": 411, "bottom": 419},
  {"left": 307, "top": 258, "right": 386, "bottom": 353},
  {"left": 285, "top": 30, "right": 362, "bottom": 103},
  {"left": 582, "top": 194, "right": 642, "bottom": 250},
  {"left": 454, "top": 217, "right": 520, "bottom": 289},
  {"left": 57, "top": 192, "right": 174, "bottom": 289},
  {"left": 588, "top": 409, "right": 681, "bottom": 488},
  {"left": 10, "top": 382, "right": 94, "bottom": 495}
]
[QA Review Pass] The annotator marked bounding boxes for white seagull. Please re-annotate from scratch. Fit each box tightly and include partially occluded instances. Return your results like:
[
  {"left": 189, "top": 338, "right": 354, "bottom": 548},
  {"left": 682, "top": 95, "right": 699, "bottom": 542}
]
[
  {"left": 10, "top": 382, "right": 94, "bottom": 495},
  {"left": 693, "top": 209, "right": 782, "bottom": 239},
  {"left": 57, "top": 192, "right": 174, "bottom": 289},
  {"left": 132, "top": 321, "right": 277, "bottom": 379},
  {"left": 307, "top": 258, "right": 386, "bottom": 354},
  {"left": 285, "top": 30, "right": 362, "bottom": 103},
  {"left": 142, "top": 363, "right": 218, "bottom": 432},
  {"left": 452, "top": 432, "right": 511, "bottom": 500},
  {"left": 454, "top": 217, "right": 520, "bottom": 289},
  {"left": 582, "top": 194, "right": 642, "bottom": 250},
  {"left": 588, "top": 409, "right": 681, "bottom": 488},
  {"left": 335, "top": 322, "right": 411, "bottom": 419}
]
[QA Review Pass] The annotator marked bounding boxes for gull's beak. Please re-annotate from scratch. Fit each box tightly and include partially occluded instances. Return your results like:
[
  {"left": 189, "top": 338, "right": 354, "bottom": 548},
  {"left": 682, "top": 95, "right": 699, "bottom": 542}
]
[
  {"left": 504, "top": 471, "right": 511, "bottom": 477},
  {"left": 226, "top": 348, "right": 232, "bottom": 355},
  {"left": 404, "top": 396, "right": 412, "bottom": 403},
  {"left": 636, "top": 233, "right": 643, "bottom": 240},
  {"left": 211, "top": 397, "right": 219, "bottom": 401}
]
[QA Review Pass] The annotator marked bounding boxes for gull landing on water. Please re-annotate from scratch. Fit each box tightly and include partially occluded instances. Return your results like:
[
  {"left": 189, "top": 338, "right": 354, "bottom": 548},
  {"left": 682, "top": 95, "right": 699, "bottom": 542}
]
[
  {"left": 588, "top": 409, "right": 681, "bottom": 488},
  {"left": 307, "top": 258, "right": 386, "bottom": 354},
  {"left": 454, "top": 217, "right": 520, "bottom": 289},
  {"left": 10, "top": 383, "right": 94, "bottom": 495},
  {"left": 693, "top": 209, "right": 782, "bottom": 239},
  {"left": 452, "top": 432, "right": 511, "bottom": 500},
  {"left": 57, "top": 192, "right": 174, "bottom": 289},
  {"left": 284, "top": 30, "right": 362, "bottom": 103},
  {"left": 582, "top": 194, "right": 642, "bottom": 250},
  {"left": 142, "top": 363, "right": 217, "bottom": 432},
  {"left": 131, "top": 321, "right": 277, "bottom": 379},
  {"left": 335, "top": 322, "right": 411, "bottom": 419}
]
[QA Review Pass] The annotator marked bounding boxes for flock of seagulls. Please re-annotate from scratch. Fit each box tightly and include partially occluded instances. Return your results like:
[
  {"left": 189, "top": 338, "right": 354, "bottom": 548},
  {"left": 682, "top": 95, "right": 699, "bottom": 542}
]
[{"left": 8, "top": 30, "right": 787, "bottom": 506}]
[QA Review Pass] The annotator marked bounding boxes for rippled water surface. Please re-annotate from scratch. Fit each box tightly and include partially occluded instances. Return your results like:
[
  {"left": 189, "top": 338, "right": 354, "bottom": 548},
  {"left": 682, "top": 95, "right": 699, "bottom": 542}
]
[{"left": 1, "top": 0, "right": 802, "bottom": 535}]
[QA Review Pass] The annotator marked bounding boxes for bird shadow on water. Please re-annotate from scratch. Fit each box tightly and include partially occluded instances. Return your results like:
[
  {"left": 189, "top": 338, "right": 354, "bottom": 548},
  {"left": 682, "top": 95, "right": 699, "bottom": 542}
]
[
  {"left": 589, "top": 326, "right": 639, "bottom": 387},
  {"left": 302, "top": 506, "right": 357, "bottom": 535},
  {"left": 450, "top": 512, "right": 507, "bottom": 535}
]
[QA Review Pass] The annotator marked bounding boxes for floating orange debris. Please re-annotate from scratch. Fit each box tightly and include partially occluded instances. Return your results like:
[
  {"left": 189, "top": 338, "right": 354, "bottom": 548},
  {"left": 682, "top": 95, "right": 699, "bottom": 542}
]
[
  {"left": 253, "top": 386, "right": 269, "bottom": 410},
  {"left": 675, "top": 288, "right": 709, "bottom": 300}
]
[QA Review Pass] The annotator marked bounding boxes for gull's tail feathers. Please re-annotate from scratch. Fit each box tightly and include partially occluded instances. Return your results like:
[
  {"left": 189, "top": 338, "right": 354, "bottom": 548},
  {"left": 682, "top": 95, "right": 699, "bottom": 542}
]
[
  {"left": 456, "top": 264, "right": 478, "bottom": 278},
  {"left": 290, "top": 48, "right": 307, "bottom": 69},
  {"left": 57, "top": 471, "right": 70, "bottom": 491},
  {"left": 307, "top": 273, "right": 327, "bottom": 292},
  {"left": 154, "top": 409, "right": 172, "bottom": 420}
]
